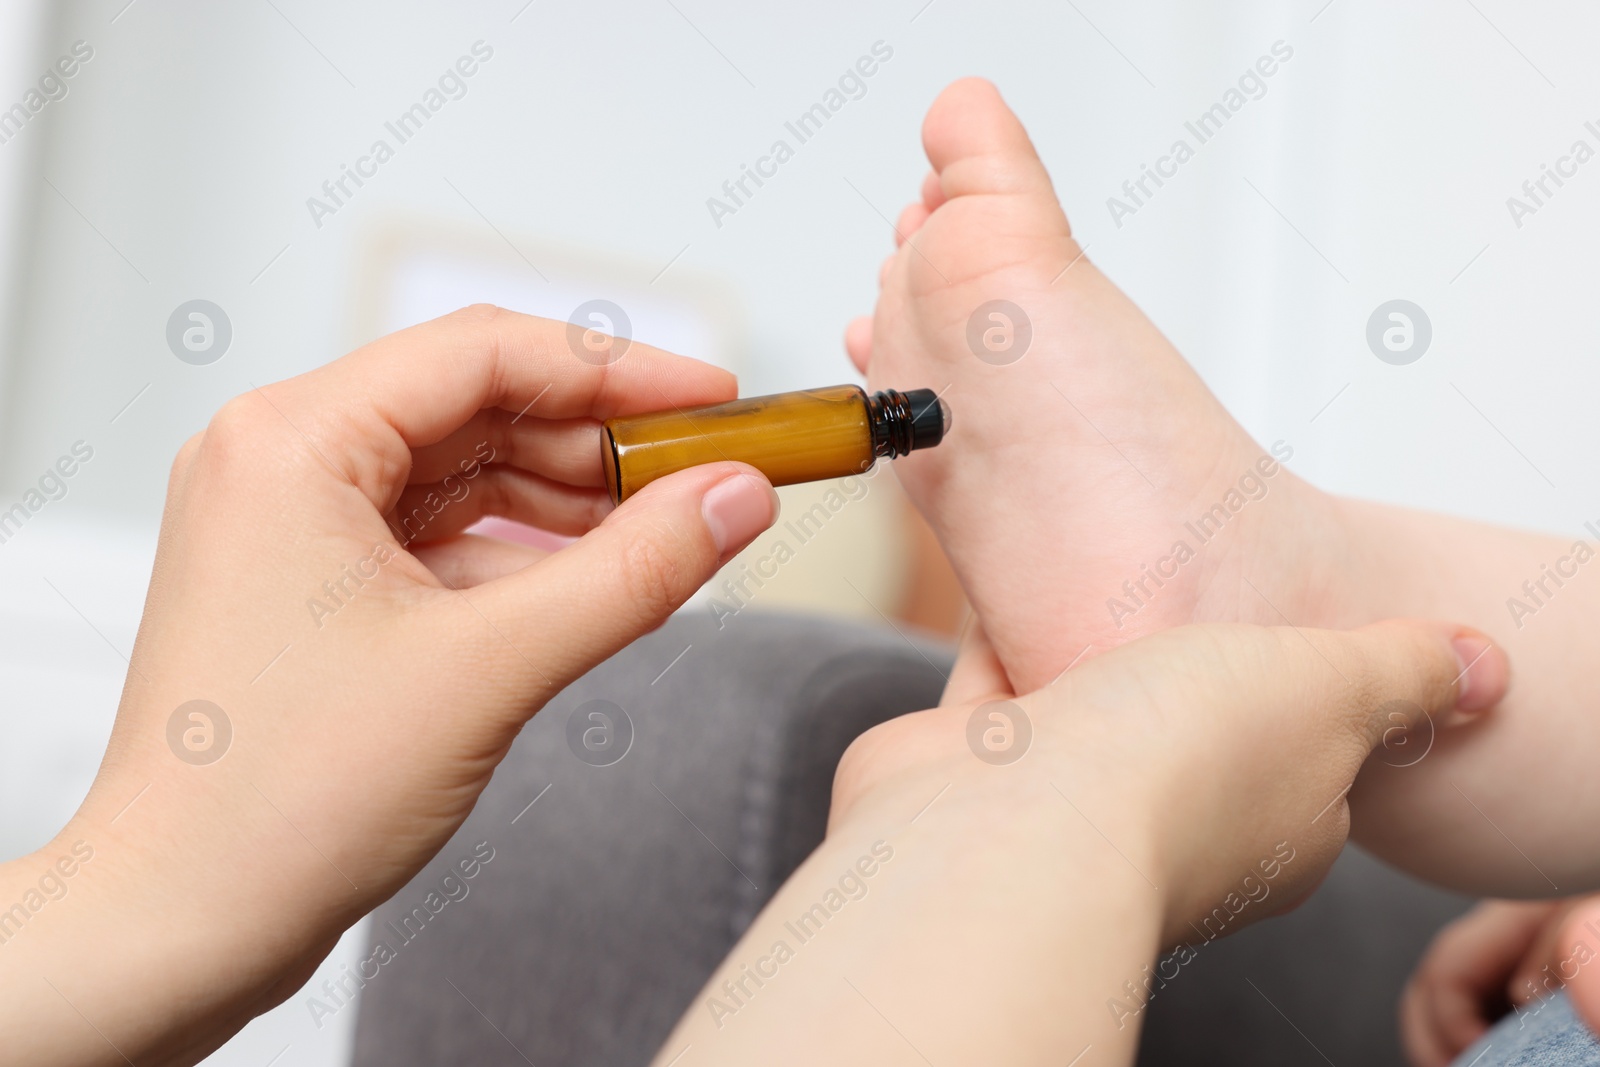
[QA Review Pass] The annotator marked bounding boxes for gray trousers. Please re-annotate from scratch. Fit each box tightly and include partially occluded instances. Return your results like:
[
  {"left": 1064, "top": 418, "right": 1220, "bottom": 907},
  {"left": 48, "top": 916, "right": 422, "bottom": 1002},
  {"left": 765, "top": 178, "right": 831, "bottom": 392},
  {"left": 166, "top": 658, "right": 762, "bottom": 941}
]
[{"left": 349, "top": 612, "right": 1484, "bottom": 1066}]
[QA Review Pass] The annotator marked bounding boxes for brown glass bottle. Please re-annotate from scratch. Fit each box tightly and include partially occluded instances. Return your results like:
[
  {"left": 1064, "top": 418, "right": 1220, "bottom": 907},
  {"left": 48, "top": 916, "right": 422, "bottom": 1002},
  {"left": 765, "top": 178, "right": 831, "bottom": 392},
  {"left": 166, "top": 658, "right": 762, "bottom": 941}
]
[{"left": 602, "top": 384, "right": 950, "bottom": 504}]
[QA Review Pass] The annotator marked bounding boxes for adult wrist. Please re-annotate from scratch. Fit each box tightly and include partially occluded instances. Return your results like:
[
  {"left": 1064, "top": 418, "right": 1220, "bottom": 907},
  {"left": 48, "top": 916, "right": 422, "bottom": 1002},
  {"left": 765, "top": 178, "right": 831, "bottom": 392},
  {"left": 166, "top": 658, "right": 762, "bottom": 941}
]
[
  {"left": 791, "top": 758, "right": 1169, "bottom": 1064},
  {"left": 0, "top": 814, "right": 335, "bottom": 1066}
]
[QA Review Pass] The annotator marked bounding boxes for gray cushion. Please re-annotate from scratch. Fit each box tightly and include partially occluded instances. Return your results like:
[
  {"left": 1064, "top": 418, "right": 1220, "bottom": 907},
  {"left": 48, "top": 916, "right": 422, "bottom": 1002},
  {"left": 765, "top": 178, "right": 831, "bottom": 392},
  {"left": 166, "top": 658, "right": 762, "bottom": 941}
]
[{"left": 349, "top": 611, "right": 1474, "bottom": 1066}]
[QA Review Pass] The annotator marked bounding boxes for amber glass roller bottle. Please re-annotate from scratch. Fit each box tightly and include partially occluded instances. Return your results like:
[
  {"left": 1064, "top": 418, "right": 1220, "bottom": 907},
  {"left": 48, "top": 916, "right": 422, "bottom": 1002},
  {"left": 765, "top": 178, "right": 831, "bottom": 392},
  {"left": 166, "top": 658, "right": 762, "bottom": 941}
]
[{"left": 601, "top": 384, "right": 951, "bottom": 504}]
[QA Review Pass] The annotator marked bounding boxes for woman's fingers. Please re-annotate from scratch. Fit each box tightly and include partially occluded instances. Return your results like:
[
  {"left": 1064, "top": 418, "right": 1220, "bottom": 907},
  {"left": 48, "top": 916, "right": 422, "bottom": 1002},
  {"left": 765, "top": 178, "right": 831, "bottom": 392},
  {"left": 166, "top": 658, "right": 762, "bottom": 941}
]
[
  {"left": 1319, "top": 620, "right": 1508, "bottom": 754},
  {"left": 406, "top": 411, "right": 606, "bottom": 488},
  {"left": 464, "top": 462, "right": 778, "bottom": 703},
  {"left": 252, "top": 305, "right": 737, "bottom": 506},
  {"left": 1268, "top": 619, "right": 1507, "bottom": 836},
  {"left": 1082, "top": 620, "right": 1507, "bottom": 773},
  {"left": 386, "top": 465, "right": 611, "bottom": 543},
  {"left": 410, "top": 534, "right": 550, "bottom": 587},
  {"left": 338, "top": 304, "right": 735, "bottom": 428},
  {"left": 1057, "top": 619, "right": 1509, "bottom": 893}
]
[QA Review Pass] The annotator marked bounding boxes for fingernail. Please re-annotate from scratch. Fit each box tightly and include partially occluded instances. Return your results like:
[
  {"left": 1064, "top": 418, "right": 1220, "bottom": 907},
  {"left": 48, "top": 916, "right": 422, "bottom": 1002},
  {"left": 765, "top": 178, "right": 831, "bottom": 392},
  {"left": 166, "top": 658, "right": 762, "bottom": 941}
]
[
  {"left": 1450, "top": 632, "right": 1498, "bottom": 715},
  {"left": 702, "top": 474, "right": 777, "bottom": 560}
]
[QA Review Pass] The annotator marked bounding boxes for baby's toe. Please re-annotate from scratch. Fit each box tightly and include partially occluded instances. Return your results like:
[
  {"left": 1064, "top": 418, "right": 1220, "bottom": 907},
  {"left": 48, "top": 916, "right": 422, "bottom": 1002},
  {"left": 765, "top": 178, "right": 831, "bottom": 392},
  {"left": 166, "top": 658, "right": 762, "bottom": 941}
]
[
  {"left": 895, "top": 202, "right": 931, "bottom": 246},
  {"left": 845, "top": 316, "right": 873, "bottom": 373},
  {"left": 921, "top": 77, "right": 1055, "bottom": 203}
]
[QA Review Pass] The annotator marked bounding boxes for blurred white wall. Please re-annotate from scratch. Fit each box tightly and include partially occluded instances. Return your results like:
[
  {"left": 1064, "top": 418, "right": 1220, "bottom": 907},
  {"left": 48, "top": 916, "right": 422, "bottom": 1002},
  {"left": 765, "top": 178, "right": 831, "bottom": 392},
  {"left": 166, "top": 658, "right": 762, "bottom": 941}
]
[
  {"left": 0, "top": 0, "right": 47, "bottom": 404},
  {"left": 4, "top": 0, "right": 1600, "bottom": 1063},
  {"left": 8, "top": 0, "right": 1596, "bottom": 527}
]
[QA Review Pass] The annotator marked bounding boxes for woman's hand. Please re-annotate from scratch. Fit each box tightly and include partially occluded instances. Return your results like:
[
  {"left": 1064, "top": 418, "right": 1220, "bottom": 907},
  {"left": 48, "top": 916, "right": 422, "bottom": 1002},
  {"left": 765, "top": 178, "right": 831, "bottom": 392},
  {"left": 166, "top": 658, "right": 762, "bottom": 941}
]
[
  {"left": 0, "top": 306, "right": 779, "bottom": 1067},
  {"left": 835, "top": 618, "right": 1507, "bottom": 947},
  {"left": 657, "top": 619, "right": 1508, "bottom": 1066}
]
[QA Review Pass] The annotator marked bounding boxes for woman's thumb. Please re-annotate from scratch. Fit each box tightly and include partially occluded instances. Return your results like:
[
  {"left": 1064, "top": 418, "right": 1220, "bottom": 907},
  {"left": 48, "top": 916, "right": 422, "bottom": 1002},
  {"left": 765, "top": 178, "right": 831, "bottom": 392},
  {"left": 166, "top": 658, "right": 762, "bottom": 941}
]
[{"left": 471, "top": 461, "right": 778, "bottom": 697}]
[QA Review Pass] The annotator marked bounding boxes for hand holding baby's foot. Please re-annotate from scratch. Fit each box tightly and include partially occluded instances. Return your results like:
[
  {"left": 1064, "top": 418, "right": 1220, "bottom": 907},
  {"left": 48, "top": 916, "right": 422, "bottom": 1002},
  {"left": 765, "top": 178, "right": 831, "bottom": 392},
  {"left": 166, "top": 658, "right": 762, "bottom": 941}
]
[{"left": 850, "top": 78, "right": 1346, "bottom": 691}]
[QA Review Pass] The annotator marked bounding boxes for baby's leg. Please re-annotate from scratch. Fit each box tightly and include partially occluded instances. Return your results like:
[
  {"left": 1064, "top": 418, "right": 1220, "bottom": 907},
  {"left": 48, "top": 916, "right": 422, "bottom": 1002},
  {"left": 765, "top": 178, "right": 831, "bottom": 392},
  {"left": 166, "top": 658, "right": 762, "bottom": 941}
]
[{"left": 856, "top": 79, "right": 1600, "bottom": 898}]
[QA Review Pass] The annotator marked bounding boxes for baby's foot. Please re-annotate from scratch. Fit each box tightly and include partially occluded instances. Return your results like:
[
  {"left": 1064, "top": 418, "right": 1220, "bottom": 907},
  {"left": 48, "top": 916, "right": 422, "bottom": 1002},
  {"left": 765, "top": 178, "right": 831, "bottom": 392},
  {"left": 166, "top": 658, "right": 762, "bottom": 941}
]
[{"left": 851, "top": 79, "right": 1347, "bottom": 691}]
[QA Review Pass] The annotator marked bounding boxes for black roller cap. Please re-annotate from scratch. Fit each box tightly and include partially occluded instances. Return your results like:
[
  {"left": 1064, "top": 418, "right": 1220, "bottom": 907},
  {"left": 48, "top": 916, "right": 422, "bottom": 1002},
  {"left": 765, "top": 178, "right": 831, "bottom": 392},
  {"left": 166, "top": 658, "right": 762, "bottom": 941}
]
[{"left": 905, "top": 388, "right": 950, "bottom": 451}]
